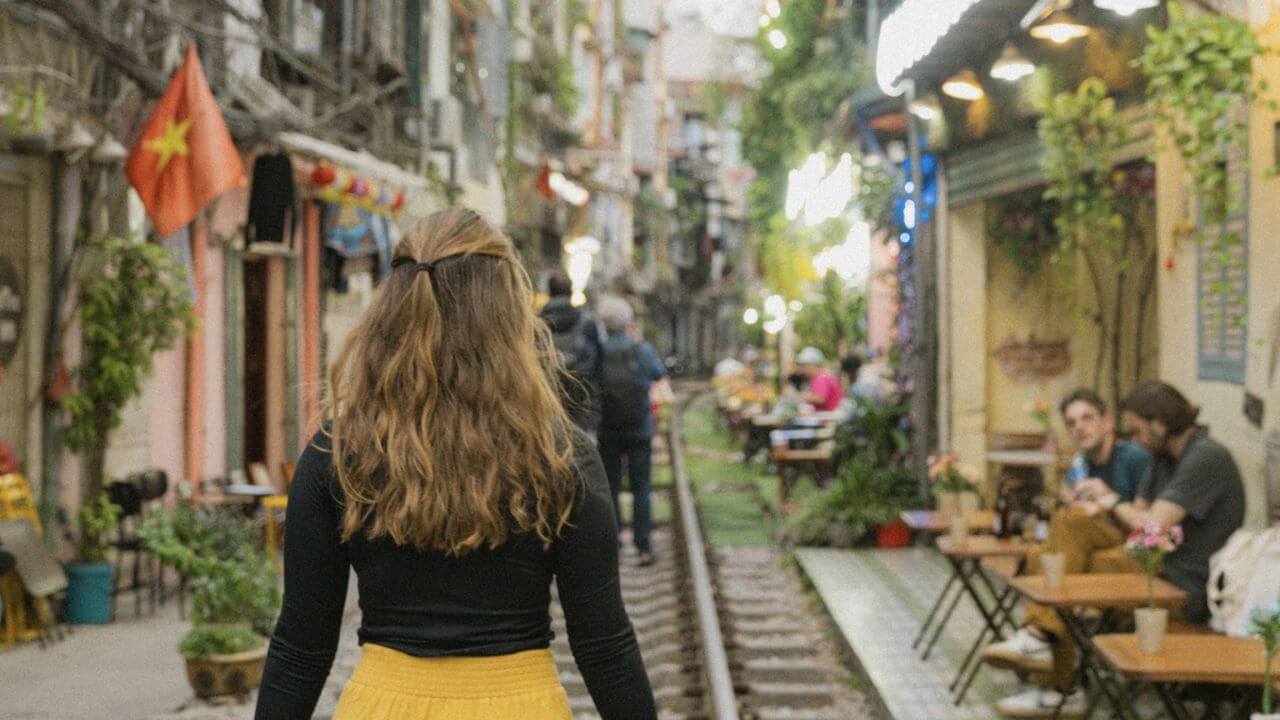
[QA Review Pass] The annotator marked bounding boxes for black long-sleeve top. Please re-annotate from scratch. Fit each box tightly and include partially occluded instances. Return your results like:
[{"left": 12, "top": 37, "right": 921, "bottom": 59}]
[{"left": 254, "top": 430, "right": 656, "bottom": 719}]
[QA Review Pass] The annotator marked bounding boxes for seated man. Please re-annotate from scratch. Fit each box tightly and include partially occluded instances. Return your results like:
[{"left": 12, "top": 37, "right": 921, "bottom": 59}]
[
  {"left": 986, "top": 382, "right": 1243, "bottom": 719},
  {"left": 984, "top": 390, "right": 1149, "bottom": 670}
]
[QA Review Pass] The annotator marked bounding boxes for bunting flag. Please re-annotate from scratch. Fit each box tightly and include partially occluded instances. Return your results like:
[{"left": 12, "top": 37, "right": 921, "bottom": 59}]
[{"left": 126, "top": 43, "right": 245, "bottom": 237}]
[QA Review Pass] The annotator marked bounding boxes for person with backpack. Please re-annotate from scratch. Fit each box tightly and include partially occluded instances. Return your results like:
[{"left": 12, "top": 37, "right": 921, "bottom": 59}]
[
  {"left": 596, "top": 296, "right": 667, "bottom": 567},
  {"left": 540, "top": 272, "right": 604, "bottom": 435}
]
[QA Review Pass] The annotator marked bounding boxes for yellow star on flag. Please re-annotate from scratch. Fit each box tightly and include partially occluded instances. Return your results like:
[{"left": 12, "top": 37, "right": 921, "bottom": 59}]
[{"left": 143, "top": 117, "right": 192, "bottom": 172}]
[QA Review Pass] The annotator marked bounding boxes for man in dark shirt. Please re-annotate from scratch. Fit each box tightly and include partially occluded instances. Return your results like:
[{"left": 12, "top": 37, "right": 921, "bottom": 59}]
[{"left": 1083, "top": 382, "right": 1245, "bottom": 622}]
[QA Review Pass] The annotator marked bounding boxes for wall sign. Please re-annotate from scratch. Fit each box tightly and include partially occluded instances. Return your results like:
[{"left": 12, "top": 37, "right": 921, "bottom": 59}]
[
  {"left": 1197, "top": 127, "right": 1249, "bottom": 385},
  {"left": 0, "top": 257, "right": 21, "bottom": 371}
]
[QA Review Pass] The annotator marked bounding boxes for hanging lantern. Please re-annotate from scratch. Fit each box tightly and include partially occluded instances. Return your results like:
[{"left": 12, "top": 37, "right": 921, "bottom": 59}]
[
  {"left": 311, "top": 163, "right": 337, "bottom": 186},
  {"left": 392, "top": 191, "right": 406, "bottom": 211},
  {"left": 348, "top": 177, "right": 370, "bottom": 198}
]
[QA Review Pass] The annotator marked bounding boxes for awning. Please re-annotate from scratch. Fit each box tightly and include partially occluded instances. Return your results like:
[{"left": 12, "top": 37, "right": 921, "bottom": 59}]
[
  {"left": 277, "top": 131, "right": 429, "bottom": 190},
  {"left": 876, "top": 0, "right": 1037, "bottom": 95}
]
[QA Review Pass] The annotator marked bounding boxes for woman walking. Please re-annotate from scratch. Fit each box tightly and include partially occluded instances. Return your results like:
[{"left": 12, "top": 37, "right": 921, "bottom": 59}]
[{"left": 255, "top": 208, "right": 656, "bottom": 719}]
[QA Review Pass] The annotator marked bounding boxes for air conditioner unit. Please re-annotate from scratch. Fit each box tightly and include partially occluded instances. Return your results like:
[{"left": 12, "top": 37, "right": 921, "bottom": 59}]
[{"left": 429, "top": 96, "right": 463, "bottom": 149}]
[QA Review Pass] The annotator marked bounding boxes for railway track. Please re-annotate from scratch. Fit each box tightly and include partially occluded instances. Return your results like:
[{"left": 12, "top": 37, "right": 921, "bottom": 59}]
[{"left": 553, "top": 410, "right": 879, "bottom": 720}]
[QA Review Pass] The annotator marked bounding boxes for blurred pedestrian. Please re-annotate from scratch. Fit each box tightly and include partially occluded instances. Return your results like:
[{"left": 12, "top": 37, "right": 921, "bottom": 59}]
[
  {"left": 256, "top": 209, "right": 656, "bottom": 720},
  {"left": 540, "top": 271, "right": 604, "bottom": 437},
  {"left": 795, "top": 346, "right": 843, "bottom": 412},
  {"left": 596, "top": 295, "right": 667, "bottom": 567}
]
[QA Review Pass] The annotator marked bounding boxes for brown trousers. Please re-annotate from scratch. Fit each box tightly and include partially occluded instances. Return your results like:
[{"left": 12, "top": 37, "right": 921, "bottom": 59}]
[{"left": 1022, "top": 508, "right": 1139, "bottom": 689}]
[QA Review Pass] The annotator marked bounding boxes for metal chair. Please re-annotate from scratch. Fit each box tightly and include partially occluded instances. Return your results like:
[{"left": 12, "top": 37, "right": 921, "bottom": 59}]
[{"left": 108, "top": 469, "right": 168, "bottom": 620}]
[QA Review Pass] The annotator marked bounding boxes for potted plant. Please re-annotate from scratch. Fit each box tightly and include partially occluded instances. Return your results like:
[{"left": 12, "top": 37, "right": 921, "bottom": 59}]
[
  {"left": 781, "top": 461, "right": 914, "bottom": 548},
  {"left": 1125, "top": 521, "right": 1183, "bottom": 653},
  {"left": 1249, "top": 603, "right": 1280, "bottom": 720},
  {"left": 59, "top": 234, "right": 193, "bottom": 502},
  {"left": 929, "top": 453, "right": 979, "bottom": 519},
  {"left": 141, "top": 507, "right": 280, "bottom": 699},
  {"left": 4, "top": 81, "right": 51, "bottom": 153},
  {"left": 1029, "top": 398, "right": 1057, "bottom": 455},
  {"left": 64, "top": 493, "right": 120, "bottom": 624}
]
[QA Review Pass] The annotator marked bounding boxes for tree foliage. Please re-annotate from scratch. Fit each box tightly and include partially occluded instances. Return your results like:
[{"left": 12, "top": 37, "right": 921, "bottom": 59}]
[
  {"left": 60, "top": 235, "right": 193, "bottom": 497},
  {"left": 794, "top": 271, "right": 868, "bottom": 361}
]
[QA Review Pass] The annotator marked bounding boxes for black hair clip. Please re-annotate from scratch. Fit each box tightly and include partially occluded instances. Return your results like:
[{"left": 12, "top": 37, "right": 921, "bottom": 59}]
[{"left": 392, "top": 256, "right": 436, "bottom": 274}]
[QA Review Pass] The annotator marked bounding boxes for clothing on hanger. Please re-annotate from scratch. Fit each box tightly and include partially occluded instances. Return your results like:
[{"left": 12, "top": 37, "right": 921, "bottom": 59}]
[{"left": 246, "top": 153, "right": 296, "bottom": 244}]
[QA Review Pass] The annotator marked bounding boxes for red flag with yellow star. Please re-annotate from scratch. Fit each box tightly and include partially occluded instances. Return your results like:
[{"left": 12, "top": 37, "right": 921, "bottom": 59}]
[{"left": 126, "top": 43, "right": 245, "bottom": 237}]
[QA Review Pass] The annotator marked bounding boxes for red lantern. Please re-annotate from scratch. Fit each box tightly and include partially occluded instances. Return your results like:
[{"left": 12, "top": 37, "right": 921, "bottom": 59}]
[
  {"left": 392, "top": 191, "right": 405, "bottom": 211},
  {"left": 347, "top": 177, "right": 370, "bottom": 198},
  {"left": 311, "top": 163, "right": 336, "bottom": 186}
]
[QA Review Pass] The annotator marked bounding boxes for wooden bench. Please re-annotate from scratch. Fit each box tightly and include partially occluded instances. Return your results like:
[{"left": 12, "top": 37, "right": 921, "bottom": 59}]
[{"left": 771, "top": 441, "right": 834, "bottom": 511}]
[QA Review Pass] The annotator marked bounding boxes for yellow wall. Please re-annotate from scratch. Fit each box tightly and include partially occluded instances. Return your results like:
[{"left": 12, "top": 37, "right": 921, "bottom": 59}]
[
  {"left": 1152, "top": 6, "right": 1280, "bottom": 529},
  {"left": 942, "top": 197, "right": 1153, "bottom": 495}
]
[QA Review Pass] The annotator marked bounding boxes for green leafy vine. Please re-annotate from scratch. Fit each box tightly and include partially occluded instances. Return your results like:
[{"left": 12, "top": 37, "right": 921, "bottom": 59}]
[
  {"left": 1135, "top": 3, "right": 1268, "bottom": 257},
  {"left": 1038, "top": 78, "right": 1127, "bottom": 255}
]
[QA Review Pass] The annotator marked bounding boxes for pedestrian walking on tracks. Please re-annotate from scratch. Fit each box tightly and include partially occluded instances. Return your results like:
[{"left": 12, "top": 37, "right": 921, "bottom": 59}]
[
  {"left": 595, "top": 296, "right": 668, "bottom": 568},
  {"left": 255, "top": 208, "right": 656, "bottom": 720}
]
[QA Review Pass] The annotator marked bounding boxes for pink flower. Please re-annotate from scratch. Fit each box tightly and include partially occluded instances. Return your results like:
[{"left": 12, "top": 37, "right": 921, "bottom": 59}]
[{"left": 1144, "top": 535, "right": 1159, "bottom": 549}]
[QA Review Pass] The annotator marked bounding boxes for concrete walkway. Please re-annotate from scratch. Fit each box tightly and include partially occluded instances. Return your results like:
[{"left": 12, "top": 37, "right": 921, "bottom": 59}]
[
  {"left": 0, "top": 581, "right": 360, "bottom": 720},
  {"left": 796, "top": 547, "right": 1022, "bottom": 720}
]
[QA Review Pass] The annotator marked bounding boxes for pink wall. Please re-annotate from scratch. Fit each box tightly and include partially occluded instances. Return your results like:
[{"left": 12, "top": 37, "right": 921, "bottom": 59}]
[
  {"left": 148, "top": 346, "right": 187, "bottom": 485},
  {"left": 867, "top": 230, "right": 900, "bottom": 356}
]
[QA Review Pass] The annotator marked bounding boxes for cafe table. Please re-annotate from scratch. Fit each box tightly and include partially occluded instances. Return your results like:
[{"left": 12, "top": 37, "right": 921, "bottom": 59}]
[
  {"left": 1092, "top": 634, "right": 1269, "bottom": 720},
  {"left": 901, "top": 510, "right": 997, "bottom": 661},
  {"left": 935, "top": 535, "right": 1034, "bottom": 704},
  {"left": 1007, "top": 574, "right": 1186, "bottom": 720}
]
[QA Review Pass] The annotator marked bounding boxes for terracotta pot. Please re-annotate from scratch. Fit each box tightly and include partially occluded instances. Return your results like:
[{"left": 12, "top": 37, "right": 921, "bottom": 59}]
[
  {"left": 1134, "top": 607, "right": 1168, "bottom": 654},
  {"left": 876, "top": 520, "right": 911, "bottom": 548},
  {"left": 183, "top": 645, "right": 268, "bottom": 699}
]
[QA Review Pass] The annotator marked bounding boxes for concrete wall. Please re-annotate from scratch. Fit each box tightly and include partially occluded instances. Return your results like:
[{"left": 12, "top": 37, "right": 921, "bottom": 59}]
[{"left": 1151, "top": 6, "right": 1280, "bottom": 529}]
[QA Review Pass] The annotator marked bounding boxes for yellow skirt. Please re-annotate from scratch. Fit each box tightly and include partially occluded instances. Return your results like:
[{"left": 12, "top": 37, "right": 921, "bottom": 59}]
[{"left": 334, "top": 644, "right": 572, "bottom": 720}]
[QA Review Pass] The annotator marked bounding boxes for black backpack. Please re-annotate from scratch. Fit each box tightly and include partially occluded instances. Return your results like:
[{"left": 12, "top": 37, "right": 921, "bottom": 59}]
[
  {"left": 551, "top": 314, "right": 593, "bottom": 378},
  {"left": 600, "top": 341, "right": 648, "bottom": 431}
]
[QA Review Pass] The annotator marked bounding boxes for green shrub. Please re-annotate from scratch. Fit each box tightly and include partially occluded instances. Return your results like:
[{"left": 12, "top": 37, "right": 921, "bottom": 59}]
[
  {"left": 179, "top": 625, "right": 264, "bottom": 658},
  {"left": 782, "top": 460, "right": 916, "bottom": 547}
]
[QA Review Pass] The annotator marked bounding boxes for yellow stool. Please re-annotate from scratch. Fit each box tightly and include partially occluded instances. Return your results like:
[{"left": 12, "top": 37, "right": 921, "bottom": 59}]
[
  {"left": 262, "top": 495, "right": 288, "bottom": 569},
  {"left": 0, "top": 474, "right": 44, "bottom": 646}
]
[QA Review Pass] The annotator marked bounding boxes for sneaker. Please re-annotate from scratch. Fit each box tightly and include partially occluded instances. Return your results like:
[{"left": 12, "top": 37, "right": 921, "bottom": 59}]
[
  {"left": 981, "top": 628, "right": 1053, "bottom": 673},
  {"left": 637, "top": 551, "right": 657, "bottom": 567},
  {"left": 995, "top": 688, "right": 1084, "bottom": 719}
]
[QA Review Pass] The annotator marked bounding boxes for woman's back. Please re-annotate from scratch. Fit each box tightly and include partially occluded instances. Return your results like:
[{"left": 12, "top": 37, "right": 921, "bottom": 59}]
[{"left": 254, "top": 209, "right": 655, "bottom": 719}]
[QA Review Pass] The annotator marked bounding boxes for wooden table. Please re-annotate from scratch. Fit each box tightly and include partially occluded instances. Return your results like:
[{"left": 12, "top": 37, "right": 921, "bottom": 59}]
[
  {"left": 903, "top": 509, "right": 994, "bottom": 661},
  {"left": 933, "top": 535, "right": 1034, "bottom": 704},
  {"left": 1093, "top": 634, "right": 1269, "bottom": 720},
  {"left": 1007, "top": 574, "right": 1187, "bottom": 720}
]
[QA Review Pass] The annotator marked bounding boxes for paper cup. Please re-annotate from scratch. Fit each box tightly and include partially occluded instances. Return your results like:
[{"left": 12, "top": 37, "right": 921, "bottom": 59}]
[{"left": 1042, "top": 553, "right": 1066, "bottom": 590}]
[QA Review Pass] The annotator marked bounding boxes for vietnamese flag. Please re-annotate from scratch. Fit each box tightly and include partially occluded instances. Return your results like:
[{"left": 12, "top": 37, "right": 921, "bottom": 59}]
[{"left": 126, "top": 43, "right": 245, "bottom": 238}]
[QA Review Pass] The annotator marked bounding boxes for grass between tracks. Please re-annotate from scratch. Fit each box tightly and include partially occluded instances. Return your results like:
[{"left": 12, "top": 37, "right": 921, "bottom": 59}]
[{"left": 672, "top": 403, "right": 820, "bottom": 547}]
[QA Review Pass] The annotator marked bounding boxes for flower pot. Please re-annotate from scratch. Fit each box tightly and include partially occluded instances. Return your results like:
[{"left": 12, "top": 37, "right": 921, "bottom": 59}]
[
  {"left": 184, "top": 645, "right": 268, "bottom": 699},
  {"left": 949, "top": 514, "right": 969, "bottom": 547},
  {"left": 937, "top": 493, "right": 959, "bottom": 518},
  {"left": 1134, "top": 607, "right": 1168, "bottom": 654},
  {"left": 65, "top": 562, "right": 115, "bottom": 624},
  {"left": 876, "top": 520, "right": 911, "bottom": 548},
  {"left": 959, "top": 491, "right": 980, "bottom": 514}
]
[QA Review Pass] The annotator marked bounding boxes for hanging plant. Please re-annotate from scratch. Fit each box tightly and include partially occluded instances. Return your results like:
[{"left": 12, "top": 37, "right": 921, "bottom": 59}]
[
  {"left": 1134, "top": 3, "right": 1269, "bottom": 249},
  {"left": 1038, "top": 78, "right": 1128, "bottom": 254},
  {"left": 987, "top": 191, "right": 1059, "bottom": 280}
]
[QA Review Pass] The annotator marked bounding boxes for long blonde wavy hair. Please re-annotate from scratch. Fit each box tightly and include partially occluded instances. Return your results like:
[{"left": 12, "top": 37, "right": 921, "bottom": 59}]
[{"left": 324, "top": 208, "right": 576, "bottom": 554}]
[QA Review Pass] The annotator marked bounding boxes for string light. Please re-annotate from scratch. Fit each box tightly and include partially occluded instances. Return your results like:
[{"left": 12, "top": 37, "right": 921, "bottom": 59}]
[
  {"left": 1028, "top": 8, "right": 1091, "bottom": 44},
  {"left": 990, "top": 43, "right": 1035, "bottom": 82},
  {"left": 767, "top": 29, "right": 788, "bottom": 49},
  {"left": 743, "top": 308, "right": 760, "bottom": 325},
  {"left": 1094, "top": 0, "right": 1157, "bottom": 17},
  {"left": 908, "top": 96, "right": 942, "bottom": 121},
  {"left": 941, "top": 69, "right": 985, "bottom": 101}
]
